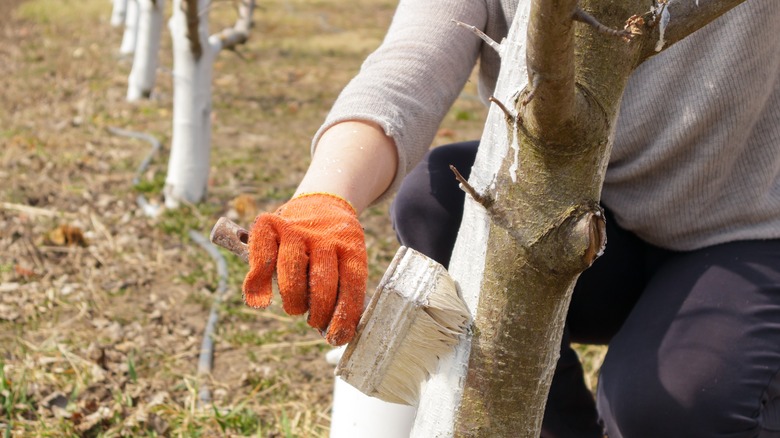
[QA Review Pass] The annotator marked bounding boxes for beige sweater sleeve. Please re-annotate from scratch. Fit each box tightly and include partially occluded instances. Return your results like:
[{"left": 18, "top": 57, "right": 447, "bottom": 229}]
[{"left": 311, "top": 0, "right": 487, "bottom": 203}]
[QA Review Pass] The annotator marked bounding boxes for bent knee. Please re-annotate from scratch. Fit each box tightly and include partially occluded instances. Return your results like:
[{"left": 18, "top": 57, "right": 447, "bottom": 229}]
[{"left": 598, "top": 365, "right": 780, "bottom": 438}]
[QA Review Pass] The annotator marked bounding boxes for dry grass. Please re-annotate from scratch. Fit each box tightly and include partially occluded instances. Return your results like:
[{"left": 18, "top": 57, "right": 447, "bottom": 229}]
[{"left": 0, "top": 0, "right": 604, "bottom": 436}]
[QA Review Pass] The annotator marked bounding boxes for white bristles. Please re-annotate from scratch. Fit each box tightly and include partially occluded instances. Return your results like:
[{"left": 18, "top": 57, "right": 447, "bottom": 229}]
[
  {"left": 377, "top": 297, "right": 471, "bottom": 404},
  {"left": 336, "top": 246, "right": 472, "bottom": 406}
]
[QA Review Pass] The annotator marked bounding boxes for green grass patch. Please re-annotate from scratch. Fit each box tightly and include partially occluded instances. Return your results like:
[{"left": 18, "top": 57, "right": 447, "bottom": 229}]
[
  {"left": 133, "top": 171, "right": 167, "bottom": 194},
  {"left": 16, "top": 0, "right": 106, "bottom": 25},
  {"left": 226, "top": 329, "right": 281, "bottom": 347},
  {"left": 0, "top": 362, "right": 36, "bottom": 430},
  {"left": 213, "top": 404, "right": 264, "bottom": 436},
  {"left": 156, "top": 202, "right": 221, "bottom": 239}
]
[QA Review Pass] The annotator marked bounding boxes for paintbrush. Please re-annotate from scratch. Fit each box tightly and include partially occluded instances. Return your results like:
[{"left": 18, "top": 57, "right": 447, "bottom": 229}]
[{"left": 209, "top": 217, "right": 471, "bottom": 405}]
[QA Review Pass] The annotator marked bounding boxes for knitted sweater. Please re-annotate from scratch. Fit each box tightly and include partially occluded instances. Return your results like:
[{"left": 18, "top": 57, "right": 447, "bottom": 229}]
[{"left": 312, "top": 0, "right": 780, "bottom": 251}]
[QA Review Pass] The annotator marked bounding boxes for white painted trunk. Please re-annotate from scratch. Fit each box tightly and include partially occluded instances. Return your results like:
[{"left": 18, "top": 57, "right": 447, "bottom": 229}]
[
  {"left": 127, "top": 0, "right": 165, "bottom": 101},
  {"left": 410, "top": 1, "right": 533, "bottom": 435},
  {"left": 111, "top": 0, "right": 128, "bottom": 27},
  {"left": 327, "top": 347, "right": 416, "bottom": 437},
  {"left": 119, "top": 0, "right": 139, "bottom": 55},
  {"left": 165, "top": 0, "right": 218, "bottom": 208}
]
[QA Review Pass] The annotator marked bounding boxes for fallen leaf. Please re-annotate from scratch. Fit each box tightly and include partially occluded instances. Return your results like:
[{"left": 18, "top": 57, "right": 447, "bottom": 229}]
[
  {"left": 232, "top": 194, "right": 258, "bottom": 221},
  {"left": 47, "top": 224, "right": 86, "bottom": 247},
  {"left": 74, "top": 406, "right": 112, "bottom": 433},
  {"left": 14, "top": 264, "right": 36, "bottom": 278},
  {"left": 437, "top": 128, "right": 456, "bottom": 138},
  {"left": 0, "top": 303, "right": 20, "bottom": 321},
  {"left": 0, "top": 283, "right": 20, "bottom": 293}
]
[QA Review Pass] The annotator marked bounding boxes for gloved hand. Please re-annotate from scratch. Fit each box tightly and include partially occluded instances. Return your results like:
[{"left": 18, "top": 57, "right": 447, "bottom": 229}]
[{"left": 242, "top": 193, "right": 367, "bottom": 346}]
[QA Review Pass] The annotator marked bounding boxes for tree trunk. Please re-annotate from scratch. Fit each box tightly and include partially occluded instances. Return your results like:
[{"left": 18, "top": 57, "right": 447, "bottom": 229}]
[
  {"left": 410, "top": 0, "right": 747, "bottom": 436},
  {"left": 119, "top": 0, "right": 139, "bottom": 56},
  {"left": 111, "top": 0, "right": 128, "bottom": 28},
  {"left": 127, "top": 0, "right": 165, "bottom": 101},
  {"left": 165, "top": 0, "right": 214, "bottom": 208},
  {"left": 165, "top": 0, "right": 254, "bottom": 208}
]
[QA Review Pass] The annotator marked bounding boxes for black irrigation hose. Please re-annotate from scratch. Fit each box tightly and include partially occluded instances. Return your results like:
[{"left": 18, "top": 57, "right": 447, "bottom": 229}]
[
  {"left": 105, "top": 126, "right": 161, "bottom": 187},
  {"left": 106, "top": 126, "right": 163, "bottom": 216},
  {"left": 188, "top": 229, "right": 229, "bottom": 406},
  {"left": 108, "top": 126, "right": 226, "bottom": 407}
]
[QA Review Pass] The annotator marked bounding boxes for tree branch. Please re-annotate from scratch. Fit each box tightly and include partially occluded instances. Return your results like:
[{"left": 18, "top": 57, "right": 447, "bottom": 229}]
[
  {"left": 488, "top": 95, "right": 516, "bottom": 121},
  {"left": 450, "top": 165, "right": 492, "bottom": 209},
  {"left": 210, "top": 0, "right": 255, "bottom": 52},
  {"left": 452, "top": 19, "right": 502, "bottom": 55},
  {"left": 573, "top": 7, "right": 633, "bottom": 39},
  {"left": 641, "top": 0, "right": 747, "bottom": 60},
  {"left": 524, "top": 0, "right": 579, "bottom": 139}
]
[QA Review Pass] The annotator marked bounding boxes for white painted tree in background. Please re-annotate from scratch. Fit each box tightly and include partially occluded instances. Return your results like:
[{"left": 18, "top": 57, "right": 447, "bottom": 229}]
[
  {"left": 165, "top": 0, "right": 255, "bottom": 208},
  {"left": 127, "top": 0, "right": 166, "bottom": 101},
  {"left": 406, "top": 0, "right": 748, "bottom": 436},
  {"left": 110, "top": 0, "right": 128, "bottom": 27},
  {"left": 119, "top": 0, "right": 139, "bottom": 56}
]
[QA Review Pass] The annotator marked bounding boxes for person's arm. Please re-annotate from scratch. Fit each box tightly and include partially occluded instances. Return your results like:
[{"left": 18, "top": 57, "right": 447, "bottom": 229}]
[
  {"left": 243, "top": 0, "right": 487, "bottom": 345},
  {"left": 243, "top": 121, "right": 397, "bottom": 346},
  {"left": 294, "top": 120, "right": 397, "bottom": 214},
  {"left": 310, "top": 0, "right": 488, "bottom": 205}
]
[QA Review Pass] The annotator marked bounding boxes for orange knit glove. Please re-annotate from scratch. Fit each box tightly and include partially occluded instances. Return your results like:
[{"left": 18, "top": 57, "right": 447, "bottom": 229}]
[{"left": 242, "top": 193, "right": 367, "bottom": 346}]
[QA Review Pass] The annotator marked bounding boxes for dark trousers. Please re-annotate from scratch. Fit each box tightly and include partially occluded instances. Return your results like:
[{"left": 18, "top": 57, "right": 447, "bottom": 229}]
[{"left": 390, "top": 141, "right": 780, "bottom": 438}]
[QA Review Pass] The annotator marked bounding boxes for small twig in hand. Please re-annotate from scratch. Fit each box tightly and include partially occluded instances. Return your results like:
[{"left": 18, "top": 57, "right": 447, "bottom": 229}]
[
  {"left": 450, "top": 165, "right": 492, "bottom": 209},
  {"left": 210, "top": 217, "right": 250, "bottom": 263},
  {"left": 573, "top": 7, "right": 633, "bottom": 39},
  {"left": 451, "top": 19, "right": 502, "bottom": 55}
]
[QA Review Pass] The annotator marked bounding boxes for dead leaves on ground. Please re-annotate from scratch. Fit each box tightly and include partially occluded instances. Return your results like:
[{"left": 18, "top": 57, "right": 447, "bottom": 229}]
[{"left": 46, "top": 224, "right": 87, "bottom": 247}]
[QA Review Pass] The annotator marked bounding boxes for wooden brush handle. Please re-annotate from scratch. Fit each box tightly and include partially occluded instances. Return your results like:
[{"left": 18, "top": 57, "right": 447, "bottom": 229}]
[{"left": 209, "top": 217, "right": 250, "bottom": 263}]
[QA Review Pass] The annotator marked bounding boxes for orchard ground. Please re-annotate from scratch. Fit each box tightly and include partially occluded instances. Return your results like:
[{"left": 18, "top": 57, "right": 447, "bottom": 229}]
[{"left": 0, "top": 0, "right": 606, "bottom": 436}]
